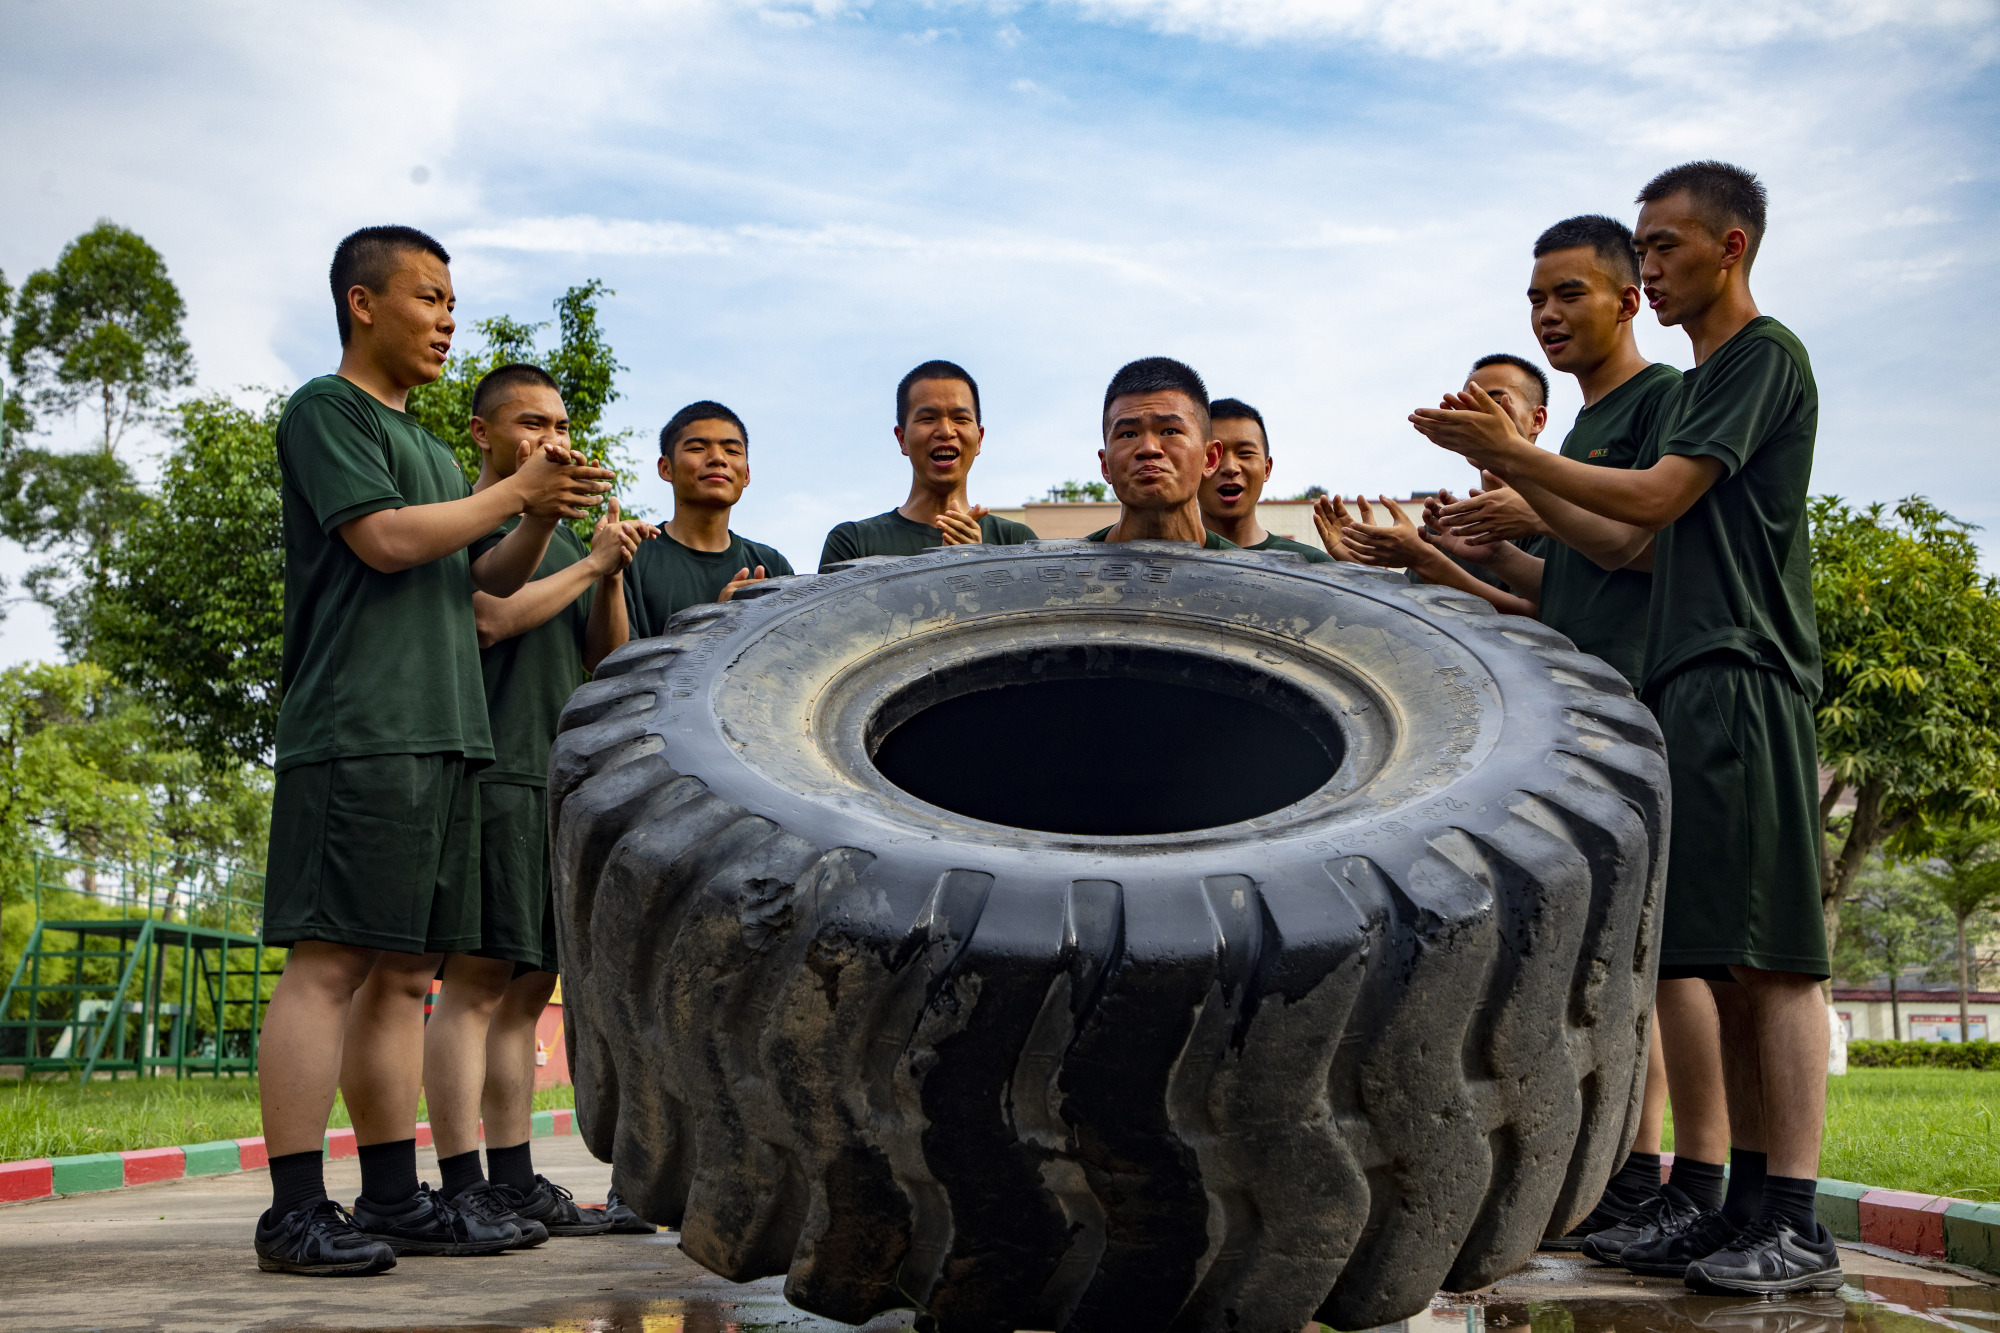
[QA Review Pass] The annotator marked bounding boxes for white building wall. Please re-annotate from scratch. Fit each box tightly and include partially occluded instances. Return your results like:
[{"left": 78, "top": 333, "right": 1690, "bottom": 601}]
[{"left": 1833, "top": 996, "right": 1999, "bottom": 1042}]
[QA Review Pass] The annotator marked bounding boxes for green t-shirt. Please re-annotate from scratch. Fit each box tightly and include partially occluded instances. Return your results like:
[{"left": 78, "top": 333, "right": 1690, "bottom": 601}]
[
  {"left": 1642, "top": 317, "right": 1822, "bottom": 700},
  {"left": 275, "top": 375, "right": 492, "bottom": 771},
  {"left": 1085, "top": 525, "right": 1239, "bottom": 550},
  {"left": 1538, "top": 362, "right": 1682, "bottom": 690},
  {"left": 470, "top": 520, "right": 593, "bottom": 787},
  {"left": 1245, "top": 531, "right": 1334, "bottom": 563},
  {"left": 818, "top": 509, "right": 1038, "bottom": 572},
  {"left": 625, "top": 530, "right": 795, "bottom": 639}
]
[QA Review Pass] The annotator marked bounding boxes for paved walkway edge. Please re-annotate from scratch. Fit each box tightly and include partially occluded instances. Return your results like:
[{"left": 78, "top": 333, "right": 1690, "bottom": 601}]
[
  {"left": 0, "top": 1108, "right": 574, "bottom": 1205},
  {"left": 5, "top": 1120, "right": 1995, "bottom": 1277}
]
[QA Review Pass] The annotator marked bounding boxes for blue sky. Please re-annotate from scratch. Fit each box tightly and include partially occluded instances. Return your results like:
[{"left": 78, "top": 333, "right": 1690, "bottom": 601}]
[{"left": 3, "top": 0, "right": 1996, "bottom": 664}]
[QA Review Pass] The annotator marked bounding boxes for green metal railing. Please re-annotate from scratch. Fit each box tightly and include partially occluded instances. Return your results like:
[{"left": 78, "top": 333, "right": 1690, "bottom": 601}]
[
  {"left": 28, "top": 849, "right": 266, "bottom": 935},
  {"left": 1, "top": 851, "right": 277, "bottom": 1082}
]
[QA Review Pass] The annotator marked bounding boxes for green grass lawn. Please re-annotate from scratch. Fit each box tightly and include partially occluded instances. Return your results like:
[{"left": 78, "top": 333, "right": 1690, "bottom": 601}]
[
  {"left": 0, "top": 1076, "right": 576, "bottom": 1161},
  {"left": 1661, "top": 1067, "right": 1997, "bottom": 1201},
  {"left": 5, "top": 1069, "right": 1993, "bottom": 1203}
]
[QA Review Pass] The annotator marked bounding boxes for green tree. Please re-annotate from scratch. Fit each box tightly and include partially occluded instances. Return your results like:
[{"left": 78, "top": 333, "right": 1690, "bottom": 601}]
[
  {"left": 0, "top": 267, "right": 27, "bottom": 452},
  {"left": 1833, "top": 855, "right": 1951, "bottom": 1039},
  {"left": 406, "top": 280, "right": 641, "bottom": 537},
  {"left": 1813, "top": 496, "right": 2000, "bottom": 956},
  {"left": 2, "top": 223, "right": 194, "bottom": 653},
  {"left": 0, "top": 266, "right": 16, "bottom": 617},
  {"left": 90, "top": 394, "right": 285, "bottom": 769},
  {"left": 6, "top": 221, "right": 194, "bottom": 454},
  {"left": 0, "top": 662, "right": 270, "bottom": 909},
  {"left": 1915, "top": 820, "right": 2000, "bottom": 1042},
  {"left": 0, "top": 449, "right": 145, "bottom": 652}
]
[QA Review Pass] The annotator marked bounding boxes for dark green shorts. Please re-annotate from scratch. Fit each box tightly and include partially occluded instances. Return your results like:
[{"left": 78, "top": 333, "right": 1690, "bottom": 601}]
[
  {"left": 264, "top": 753, "right": 481, "bottom": 954},
  {"left": 475, "top": 781, "right": 558, "bottom": 973},
  {"left": 1648, "top": 663, "right": 1829, "bottom": 979}
]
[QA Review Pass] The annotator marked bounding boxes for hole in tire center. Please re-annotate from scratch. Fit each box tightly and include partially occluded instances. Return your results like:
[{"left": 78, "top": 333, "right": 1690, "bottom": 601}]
[{"left": 867, "top": 645, "right": 1344, "bottom": 835}]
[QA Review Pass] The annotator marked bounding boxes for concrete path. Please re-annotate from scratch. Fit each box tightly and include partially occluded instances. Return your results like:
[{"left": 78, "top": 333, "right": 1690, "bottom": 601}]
[{"left": 1, "top": 1134, "right": 1994, "bottom": 1332}]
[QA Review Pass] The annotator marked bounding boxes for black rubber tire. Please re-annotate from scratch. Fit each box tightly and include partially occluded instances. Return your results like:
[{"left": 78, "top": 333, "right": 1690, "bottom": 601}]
[{"left": 549, "top": 540, "right": 1668, "bottom": 1333}]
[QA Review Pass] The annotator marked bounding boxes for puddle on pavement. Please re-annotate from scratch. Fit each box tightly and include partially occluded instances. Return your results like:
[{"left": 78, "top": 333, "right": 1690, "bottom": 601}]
[
  {"left": 1415, "top": 1271, "right": 2000, "bottom": 1333},
  {"left": 270, "top": 1267, "right": 2000, "bottom": 1333}
]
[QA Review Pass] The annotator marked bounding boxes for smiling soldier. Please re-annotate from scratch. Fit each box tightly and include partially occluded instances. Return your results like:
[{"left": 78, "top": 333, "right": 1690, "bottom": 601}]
[
  {"left": 623, "top": 400, "right": 794, "bottom": 639},
  {"left": 818, "top": 359, "right": 1036, "bottom": 571},
  {"left": 1427, "top": 217, "right": 1683, "bottom": 688},
  {"left": 1412, "top": 162, "right": 1839, "bottom": 1298},
  {"left": 255, "top": 225, "right": 612, "bottom": 1275},
  {"left": 1088, "top": 357, "right": 1236, "bottom": 548},
  {"left": 1426, "top": 219, "right": 1734, "bottom": 1265},
  {"left": 1197, "top": 397, "right": 1333, "bottom": 560}
]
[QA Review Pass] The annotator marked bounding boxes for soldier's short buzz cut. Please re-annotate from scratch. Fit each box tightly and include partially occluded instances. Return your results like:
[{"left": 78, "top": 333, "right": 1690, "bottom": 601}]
[
  {"left": 1102, "top": 357, "right": 1209, "bottom": 435},
  {"left": 1534, "top": 215, "right": 1641, "bottom": 287},
  {"left": 1469, "top": 353, "right": 1551, "bottom": 410},
  {"left": 1637, "top": 160, "right": 1769, "bottom": 269},
  {"left": 1209, "top": 398, "right": 1268, "bottom": 455},
  {"left": 471, "top": 364, "right": 561, "bottom": 421},
  {"left": 897, "top": 360, "right": 980, "bottom": 428},
  {"left": 660, "top": 400, "right": 748, "bottom": 455},
  {"left": 329, "top": 225, "right": 450, "bottom": 346}
]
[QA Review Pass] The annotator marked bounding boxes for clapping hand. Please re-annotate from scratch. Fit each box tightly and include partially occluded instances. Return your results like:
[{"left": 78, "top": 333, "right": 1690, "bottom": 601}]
[
  {"left": 1409, "top": 382, "right": 1532, "bottom": 471},
  {"left": 588, "top": 497, "right": 650, "bottom": 574},
  {"left": 1432, "top": 473, "right": 1544, "bottom": 544},
  {"left": 1312, "top": 493, "right": 1364, "bottom": 562},
  {"left": 935, "top": 505, "right": 989, "bottom": 546},
  {"left": 718, "top": 565, "right": 768, "bottom": 602},
  {"left": 1336, "top": 496, "right": 1436, "bottom": 570}
]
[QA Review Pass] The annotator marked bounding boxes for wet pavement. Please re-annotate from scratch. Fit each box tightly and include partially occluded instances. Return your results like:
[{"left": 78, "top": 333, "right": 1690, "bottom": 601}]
[{"left": 0, "top": 1133, "right": 1992, "bottom": 1332}]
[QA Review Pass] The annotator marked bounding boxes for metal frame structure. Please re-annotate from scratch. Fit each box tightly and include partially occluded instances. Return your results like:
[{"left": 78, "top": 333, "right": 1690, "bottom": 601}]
[{"left": 0, "top": 852, "right": 273, "bottom": 1082}]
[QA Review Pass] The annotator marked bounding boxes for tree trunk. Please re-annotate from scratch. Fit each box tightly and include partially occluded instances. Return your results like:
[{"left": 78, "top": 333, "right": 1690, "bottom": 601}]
[
  {"left": 1890, "top": 972, "right": 1901, "bottom": 1040},
  {"left": 1820, "top": 778, "right": 1916, "bottom": 972},
  {"left": 1818, "top": 776, "right": 1848, "bottom": 1002},
  {"left": 1818, "top": 775, "right": 1847, "bottom": 892},
  {"left": 1959, "top": 916, "right": 1972, "bottom": 1043}
]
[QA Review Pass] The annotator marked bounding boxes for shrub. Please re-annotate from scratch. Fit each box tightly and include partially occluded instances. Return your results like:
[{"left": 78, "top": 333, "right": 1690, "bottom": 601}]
[{"left": 1847, "top": 1039, "right": 2000, "bottom": 1070}]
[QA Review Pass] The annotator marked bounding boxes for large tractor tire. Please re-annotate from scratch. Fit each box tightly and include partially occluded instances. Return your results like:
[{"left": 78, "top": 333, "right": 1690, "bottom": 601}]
[{"left": 549, "top": 540, "right": 1667, "bottom": 1333}]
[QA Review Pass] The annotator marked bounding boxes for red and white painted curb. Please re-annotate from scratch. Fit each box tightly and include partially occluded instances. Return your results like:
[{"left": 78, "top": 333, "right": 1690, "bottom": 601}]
[{"left": 0, "top": 1108, "right": 574, "bottom": 1205}]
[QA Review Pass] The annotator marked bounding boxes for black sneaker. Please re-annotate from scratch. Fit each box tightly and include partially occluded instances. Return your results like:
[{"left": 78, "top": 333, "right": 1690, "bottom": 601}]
[
  {"left": 453, "top": 1179, "right": 549, "bottom": 1248},
  {"left": 1683, "top": 1217, "right": 1845, "bottom": 1297},
  {"left": 1579, "top": 1186, "right": 1696, "bottom": 1263},
  {"left": 350, "top": 1182, "right": 519, "bottom": 1256},
  {"left": 501, "top": 1175, "right": 616, "bottom": 1237},
  {"left": 1620, "top": 1204, "right": 1740, "bottom": 1278},
  {"left": 602, "top": 1187, "right": 658, "bottom": 1235},
  {"left": 255, "top": 1199, "right": 397, "bottom": 1276}
]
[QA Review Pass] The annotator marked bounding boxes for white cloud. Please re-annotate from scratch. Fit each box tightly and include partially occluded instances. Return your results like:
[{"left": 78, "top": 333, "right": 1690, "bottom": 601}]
[
  {"left": 1051, "top": 0, "right": 1987, "bottom": 56},
  {"left": 459, "top": 215, "right": 1183, "bottom": 285},
  {"left": 458, "top": 216, "right": 738, "bottom": 258}
]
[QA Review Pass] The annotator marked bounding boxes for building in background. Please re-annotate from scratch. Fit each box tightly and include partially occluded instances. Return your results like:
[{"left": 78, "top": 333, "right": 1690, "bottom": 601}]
[{"left": 1831, "top": 987, "right": 1998, "bottom": 1042}]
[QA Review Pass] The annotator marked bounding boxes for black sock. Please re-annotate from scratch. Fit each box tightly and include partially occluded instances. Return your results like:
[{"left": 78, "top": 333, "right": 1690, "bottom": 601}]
[
  {"left": 487, "top": 1140, "right": 535, "bottom": 1194},
  {"left": 1722, "top": 1148, "right": 1769, "bottom": 1228},
  {"left": 438, "top": 1149, "right": 485, "bottom": 1200},
  {"left": 1669, "top": 1155, "right": 1726, "bottom": 1211},
  {"left": 268, "top": 1149, "right": 327, "bottom": 1219},
  {"left": 358, "top": 1138, "right": 419, "bottom": 1206},
  {"left": 1757, "top": 1174, "right": 1819, "bottom": 1234},
  {"left": 1607, "top": 1151, "right": 1663, "bottom": 1204}
]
